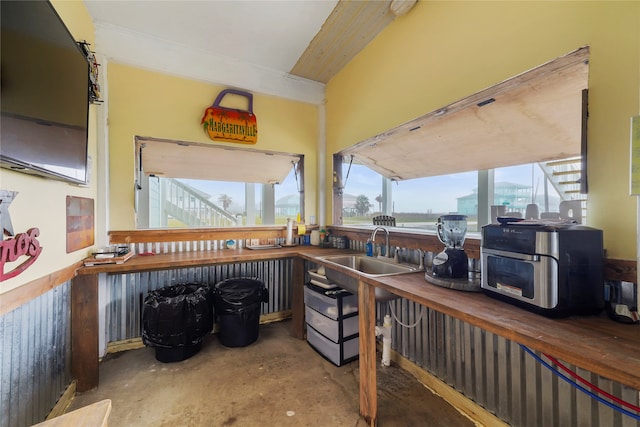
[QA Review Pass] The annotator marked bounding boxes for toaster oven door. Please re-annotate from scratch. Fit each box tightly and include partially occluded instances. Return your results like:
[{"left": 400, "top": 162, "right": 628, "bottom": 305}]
[{"left": 481, "top": 248, "right": 559, "bottom": 309}]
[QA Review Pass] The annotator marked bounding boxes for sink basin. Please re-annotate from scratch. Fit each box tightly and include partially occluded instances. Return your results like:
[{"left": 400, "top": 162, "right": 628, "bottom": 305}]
[{"left": 319, "top": 255, "right": 420, "bottom": 302}]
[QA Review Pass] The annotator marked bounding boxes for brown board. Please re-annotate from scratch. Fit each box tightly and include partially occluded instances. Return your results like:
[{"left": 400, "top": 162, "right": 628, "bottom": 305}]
[{"left": 66, "top": 196, "right": 94, "bottom": 253}]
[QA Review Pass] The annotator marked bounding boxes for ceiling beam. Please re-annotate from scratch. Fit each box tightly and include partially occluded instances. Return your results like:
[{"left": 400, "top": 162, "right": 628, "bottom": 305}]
[{"left": 290, "top": 0, "right": 394, "bottom": 83}]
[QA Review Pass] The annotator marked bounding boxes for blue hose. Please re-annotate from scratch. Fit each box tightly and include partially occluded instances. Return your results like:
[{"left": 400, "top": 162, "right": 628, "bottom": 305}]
[{"left": 520, "top": 345, "right": 640, "bottom": 421}]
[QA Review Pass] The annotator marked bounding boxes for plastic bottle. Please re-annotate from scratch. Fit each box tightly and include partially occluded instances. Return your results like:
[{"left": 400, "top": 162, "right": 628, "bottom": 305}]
[
  {"left": 310, "top": 230, "right": 320, "bottom": 245},
  {"left": 286, "top": 218, "right": 294, "bottom": 245},
  {"left": 366, "top": 239, "right": 373, "bottom": 257}
]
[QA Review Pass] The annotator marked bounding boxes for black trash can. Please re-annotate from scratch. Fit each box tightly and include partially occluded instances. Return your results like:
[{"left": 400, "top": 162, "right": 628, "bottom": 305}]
[
  {"left": 214, "top": 278, "right": 269, "bottom": 347},
  {"left": 142, "top": 283, "right": 213, "bottom": 363}
]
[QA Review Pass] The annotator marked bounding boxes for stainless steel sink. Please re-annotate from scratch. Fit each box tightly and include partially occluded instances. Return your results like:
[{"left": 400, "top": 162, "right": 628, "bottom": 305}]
[{"left": 319, "top": 255, "right": 420, "bottom": 302}]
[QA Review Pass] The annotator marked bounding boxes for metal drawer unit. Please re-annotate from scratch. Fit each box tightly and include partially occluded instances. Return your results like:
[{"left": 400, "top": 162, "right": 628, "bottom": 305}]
[{"left": 304, "top": 283, "right": 359, "bottom": 366}]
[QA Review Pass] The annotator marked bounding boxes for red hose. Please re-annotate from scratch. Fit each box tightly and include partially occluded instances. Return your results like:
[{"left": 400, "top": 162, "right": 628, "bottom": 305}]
[{"left": 543, "top": 353, "right": 640, "bottom": 413}]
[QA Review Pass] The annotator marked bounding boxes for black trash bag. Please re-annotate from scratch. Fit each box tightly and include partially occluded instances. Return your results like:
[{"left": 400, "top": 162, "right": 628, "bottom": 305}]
[
  {"left": 142, "top": 283, "right": 213, "bottom": 349},
  {"left": 214, "top": 278, "right": 269, "bottom": 314},
  {"left": 213, "top": 278, "right": 269, "bottom": 347}
]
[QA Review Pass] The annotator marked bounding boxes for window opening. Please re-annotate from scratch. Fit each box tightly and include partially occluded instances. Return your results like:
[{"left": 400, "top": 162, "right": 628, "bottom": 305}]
[
  {"left": 138, "top": 168, "right": 301, "bottom": 228},
  {"left": 337, "top": 156, "right": 587, "bottom": 232},
  {"left": 134, "top": 138, "right": 304, "bottom": 228}
]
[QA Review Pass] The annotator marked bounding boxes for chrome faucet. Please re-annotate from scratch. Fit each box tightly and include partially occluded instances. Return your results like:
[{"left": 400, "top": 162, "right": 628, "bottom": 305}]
[{"left": 371, "top": 226, "right": 390, "bottom": 258}]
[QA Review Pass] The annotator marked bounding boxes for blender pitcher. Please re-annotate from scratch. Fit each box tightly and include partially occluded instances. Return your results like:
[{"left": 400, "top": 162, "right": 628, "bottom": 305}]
[{"left": 436, "top": 215, "right": 468, "bottom": 249}]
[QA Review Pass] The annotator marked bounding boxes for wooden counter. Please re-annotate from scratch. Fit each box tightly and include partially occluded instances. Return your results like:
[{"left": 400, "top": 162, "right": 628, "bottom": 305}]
[
  {"left": 369, "top": 272, "right": 640, "bottom": 389},
  {"left": 297, "top": 252, "right": 640, "bottom": 425},
  {"left": 73, "top": 247, "right": 639, "bottom": 426},
  {"left": 76, "top": 246, "right": 340, "bottom": 275},
  {"left": 72, "top": 246, "right": 346, "bottom": 391}
]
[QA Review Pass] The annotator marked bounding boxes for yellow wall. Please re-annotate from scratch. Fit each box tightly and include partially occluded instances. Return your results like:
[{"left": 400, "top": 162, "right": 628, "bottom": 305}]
[
  {"left": 326, "top": 1, "right": 640, "bottom": 260},
  {"left": 2, "top": 0, "right": 636, "bottom": 295},
  {"left": 0, "top": 1, "right": 97, "bottom": 293},
  {"left": 107, "top": 64, "right": 319, "bottom": 230}
]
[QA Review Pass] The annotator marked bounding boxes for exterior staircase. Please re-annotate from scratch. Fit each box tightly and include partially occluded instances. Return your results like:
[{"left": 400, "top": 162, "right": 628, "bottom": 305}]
[
  {"left": 159, "top": 178, "right": 238, "bottom": 227},
  {"left": 537, "top": 156, "right": 587, "bottom": 222}
]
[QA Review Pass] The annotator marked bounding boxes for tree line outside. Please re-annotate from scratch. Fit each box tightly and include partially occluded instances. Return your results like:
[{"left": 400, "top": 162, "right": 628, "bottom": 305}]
[
  {"left": 345, "top": 194, "right": 466, "bottom": 229},
  {"left": 171, "top": 191, "right": 465, "bottom": 229}
]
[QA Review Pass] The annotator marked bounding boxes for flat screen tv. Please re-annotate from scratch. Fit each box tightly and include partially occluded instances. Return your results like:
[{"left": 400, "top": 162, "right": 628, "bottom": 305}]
[{"left": 1, "top": 0, "right": 90, "bottom": 185}]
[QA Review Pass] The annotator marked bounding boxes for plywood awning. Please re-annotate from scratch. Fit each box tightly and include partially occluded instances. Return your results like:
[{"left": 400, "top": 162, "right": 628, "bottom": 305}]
[
  {"left": 341, "top": 47, "right": 589, "bottom": 180},
  {"left": 136, "top": 137, "right": 300, "bottom": 184}
]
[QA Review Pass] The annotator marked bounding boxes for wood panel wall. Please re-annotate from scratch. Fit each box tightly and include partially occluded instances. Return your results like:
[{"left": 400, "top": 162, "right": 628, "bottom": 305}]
[
  {"left": 2, "top": 226, "right": 634, "bottom": 317},
  {"left": 328, "top": 226, "right": 636, "bottom": 283}
]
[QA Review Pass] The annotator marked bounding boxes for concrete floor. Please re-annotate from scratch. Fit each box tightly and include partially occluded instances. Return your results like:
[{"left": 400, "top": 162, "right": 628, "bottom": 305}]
[{"left": 67, "top": 320, "right": 475, "bottom": 426}]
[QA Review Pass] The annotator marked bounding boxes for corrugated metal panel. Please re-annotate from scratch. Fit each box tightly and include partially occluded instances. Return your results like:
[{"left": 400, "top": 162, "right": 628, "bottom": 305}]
[
  {"left": 311, "top": 242, "right": 638, "bottom": 426},
  {"left": 105, "top": 259, "right": 292, "bottom": 342},
  {"left": 0, "top": 282, "right": 72, "bottom": 427},
  {"left": 380, "top": 298, "right": 640, "bottom": 427},
  {"left": 102, "top": 239, "right": 639, "bottom": 427}
]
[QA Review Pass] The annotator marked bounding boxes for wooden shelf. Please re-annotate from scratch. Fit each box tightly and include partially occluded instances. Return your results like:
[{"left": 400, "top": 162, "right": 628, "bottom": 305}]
[
  {"left": 75, "top": 245, "right": 639, "bottom": 392},
  {"left": 363, "top": 272, "right": 640, "bottom": 390},
  {"left": 76, "top": 246, "right": 342, "bottom": 275},
  {"left": 328, "top": 226, "right": 636, "bottom": 282}
]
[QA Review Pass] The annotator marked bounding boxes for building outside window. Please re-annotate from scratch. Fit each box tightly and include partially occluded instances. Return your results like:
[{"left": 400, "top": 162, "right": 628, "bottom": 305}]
[{"left": 339, "top": 158, "right": 581, "bottom": 233}]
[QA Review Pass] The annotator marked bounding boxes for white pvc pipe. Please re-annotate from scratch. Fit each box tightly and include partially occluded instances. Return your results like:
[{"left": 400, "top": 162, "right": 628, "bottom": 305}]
[
  {"left": 375, "top": 314, "right": 392, "bottom": 367},
  {"left": 381, "top": 314, "right": 392, "bottom": 367}
]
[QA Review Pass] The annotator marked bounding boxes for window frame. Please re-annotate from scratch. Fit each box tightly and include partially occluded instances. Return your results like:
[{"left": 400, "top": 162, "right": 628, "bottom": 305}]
[
  {"left": 134, "top": 138, "right": 305, "bottom": 229},
  {"left": 332, "top": 48, "right": 589, "bottom": 231},
  {"left": 332, "top": 156, "right": 586, "bottom": 231}
]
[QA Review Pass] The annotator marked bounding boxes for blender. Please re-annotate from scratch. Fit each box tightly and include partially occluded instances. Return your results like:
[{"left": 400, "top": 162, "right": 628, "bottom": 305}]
[{"left": 432, "top": 214, "right": 468, "bottom": 279}]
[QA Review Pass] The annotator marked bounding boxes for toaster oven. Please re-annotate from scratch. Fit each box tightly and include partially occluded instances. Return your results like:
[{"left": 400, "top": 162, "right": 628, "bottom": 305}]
[{"left": 481, "top": 222, "right": 604, "bottom": 317}]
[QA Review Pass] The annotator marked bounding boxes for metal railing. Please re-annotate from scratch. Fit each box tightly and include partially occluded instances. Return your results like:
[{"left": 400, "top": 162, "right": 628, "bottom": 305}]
[
  {"left": 162, "top": 178, "right": 238, "bottom": 227},
  {"left": 539, "top": 157, "right": 584, "bottom": 200},
  {"left": 538, "top": 157, "right": 586, "bottom": 222}
]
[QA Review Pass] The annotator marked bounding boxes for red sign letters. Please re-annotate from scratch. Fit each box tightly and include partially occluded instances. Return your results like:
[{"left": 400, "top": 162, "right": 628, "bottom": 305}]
[{"left": 0, "top": 228, "right": 42, "bottom": 281}]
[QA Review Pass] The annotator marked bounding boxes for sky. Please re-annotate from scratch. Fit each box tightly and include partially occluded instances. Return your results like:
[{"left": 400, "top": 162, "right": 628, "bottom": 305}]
[{"left": 343, "top": 163, "right": 543, "bottom": 213}]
